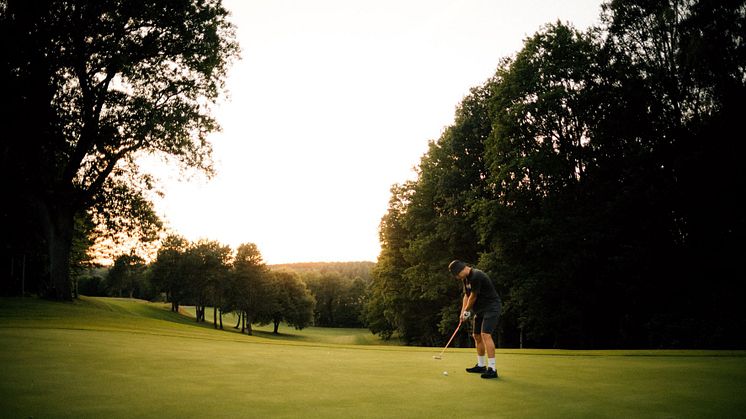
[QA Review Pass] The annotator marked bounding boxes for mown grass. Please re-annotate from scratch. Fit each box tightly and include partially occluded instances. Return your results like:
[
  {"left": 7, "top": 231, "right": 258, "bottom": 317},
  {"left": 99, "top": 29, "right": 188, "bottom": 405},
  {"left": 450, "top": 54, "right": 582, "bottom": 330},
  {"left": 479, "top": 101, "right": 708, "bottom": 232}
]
[
  {"left": 1, "top": 297, "right": 745, "bottom": 418},
  {"left": 179, "top": 305, "right": 402, "bottom": 346}
]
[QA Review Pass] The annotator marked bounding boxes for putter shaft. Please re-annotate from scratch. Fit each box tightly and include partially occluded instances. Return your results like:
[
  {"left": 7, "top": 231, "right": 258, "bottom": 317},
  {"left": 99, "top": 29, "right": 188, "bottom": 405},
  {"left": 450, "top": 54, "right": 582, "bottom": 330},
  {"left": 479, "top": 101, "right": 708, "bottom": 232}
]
[{"left": 434, "top": 319, "right": 462, "bottom": 358}]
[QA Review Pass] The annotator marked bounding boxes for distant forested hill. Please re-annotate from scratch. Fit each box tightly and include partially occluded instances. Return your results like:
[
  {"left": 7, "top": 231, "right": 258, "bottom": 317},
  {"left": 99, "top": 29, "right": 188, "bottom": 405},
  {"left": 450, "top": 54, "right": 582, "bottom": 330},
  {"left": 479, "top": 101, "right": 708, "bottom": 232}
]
[{"left": 269, "top": 261, "right": 374, "bottom": 282}]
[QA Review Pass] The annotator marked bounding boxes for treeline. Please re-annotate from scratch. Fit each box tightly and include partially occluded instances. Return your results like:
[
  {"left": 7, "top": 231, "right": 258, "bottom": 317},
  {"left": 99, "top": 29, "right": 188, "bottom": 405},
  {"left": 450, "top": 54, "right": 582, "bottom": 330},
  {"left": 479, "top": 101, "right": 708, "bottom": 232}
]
[
  {"left": 77, "top": 245, "right": 373, "bottom": 331},
  {"left": 272, "top": 262, "right": 374, "bottom": 328},
  {"left": 366, "top": 0, "right": 745, "bottom": 349},
  {"left": 271, "top": 262, "right": 374, "bottom": 282},
  {"left": 82, "top": 236, "right": 314, "bottom": 335}
]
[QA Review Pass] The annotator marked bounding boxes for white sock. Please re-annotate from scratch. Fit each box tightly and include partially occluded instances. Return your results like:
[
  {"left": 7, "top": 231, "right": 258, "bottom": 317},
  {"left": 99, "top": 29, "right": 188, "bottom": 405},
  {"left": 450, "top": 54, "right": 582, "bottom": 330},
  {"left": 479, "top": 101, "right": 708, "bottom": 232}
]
[
  {"left": 488, "top": 358, "right": 496, "bottom": 370},
  {"left": 477, "top": 355, "right": 486, "bottom": 367}
]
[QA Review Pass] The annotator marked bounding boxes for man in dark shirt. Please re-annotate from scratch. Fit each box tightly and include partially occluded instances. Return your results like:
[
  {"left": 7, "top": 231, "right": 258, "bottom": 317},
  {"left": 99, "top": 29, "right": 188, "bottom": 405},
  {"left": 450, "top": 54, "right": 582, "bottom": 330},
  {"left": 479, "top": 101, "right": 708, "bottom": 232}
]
[{"left": 448, "top": 260, "right": 501, "bottom": 379}]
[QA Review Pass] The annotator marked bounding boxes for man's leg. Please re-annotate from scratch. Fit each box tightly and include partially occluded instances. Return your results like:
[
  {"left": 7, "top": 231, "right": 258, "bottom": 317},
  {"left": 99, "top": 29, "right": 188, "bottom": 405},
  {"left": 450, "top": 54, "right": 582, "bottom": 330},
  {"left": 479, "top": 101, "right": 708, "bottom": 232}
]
[
  {"left": 478, "top": 309, "right": 499, "bottom": 379},
  {"left": 466, "top": 329, "right": 487, "bottom": 373},
  {"left": 475, "top": 333, "right": 487, "bottom": 369},
  {"left": 481, "top": 332, "right": 495, "bottom": 359},
  {"left": 474, "top": 333, "right": 485, "bottom": 356}
]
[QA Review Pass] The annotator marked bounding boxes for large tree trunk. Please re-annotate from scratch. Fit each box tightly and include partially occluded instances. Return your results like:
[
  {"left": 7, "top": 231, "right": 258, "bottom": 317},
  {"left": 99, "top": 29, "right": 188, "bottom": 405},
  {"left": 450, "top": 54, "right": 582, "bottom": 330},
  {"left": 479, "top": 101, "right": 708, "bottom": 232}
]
[
  {"left": 241, "top": 311, "right": 253, "bottom": 335},
  {"left": 245, "top": 312, "right": 253, "bottom": 335},
  {"left": 273, "top": 320, "right": 280, "bottom": 334},
  {"left": 46, "top": 201, "right": 75, "bottom": 301}
]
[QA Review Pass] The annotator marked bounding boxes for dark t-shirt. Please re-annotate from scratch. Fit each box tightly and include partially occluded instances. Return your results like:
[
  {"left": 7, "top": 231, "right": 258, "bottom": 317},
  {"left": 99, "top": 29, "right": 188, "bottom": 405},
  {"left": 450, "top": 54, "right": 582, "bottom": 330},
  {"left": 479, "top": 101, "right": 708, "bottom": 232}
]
[{"left": 463, "top": 268, "right": 501, "bottom": 314}]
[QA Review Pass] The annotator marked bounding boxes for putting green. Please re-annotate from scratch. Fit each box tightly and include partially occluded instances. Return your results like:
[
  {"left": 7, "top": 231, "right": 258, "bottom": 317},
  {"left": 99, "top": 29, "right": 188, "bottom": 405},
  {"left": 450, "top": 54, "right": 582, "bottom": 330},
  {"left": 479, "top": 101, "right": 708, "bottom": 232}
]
[{"left": 1, "top": 297, "right": 745, "bottom": 418}]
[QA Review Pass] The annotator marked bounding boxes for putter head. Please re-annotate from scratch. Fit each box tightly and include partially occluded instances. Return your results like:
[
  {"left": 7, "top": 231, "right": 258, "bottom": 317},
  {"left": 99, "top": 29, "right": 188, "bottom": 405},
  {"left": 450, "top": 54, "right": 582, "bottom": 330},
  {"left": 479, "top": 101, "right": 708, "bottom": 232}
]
[{"left": 432, "top": 355, "right": 442, "bottom": 359}]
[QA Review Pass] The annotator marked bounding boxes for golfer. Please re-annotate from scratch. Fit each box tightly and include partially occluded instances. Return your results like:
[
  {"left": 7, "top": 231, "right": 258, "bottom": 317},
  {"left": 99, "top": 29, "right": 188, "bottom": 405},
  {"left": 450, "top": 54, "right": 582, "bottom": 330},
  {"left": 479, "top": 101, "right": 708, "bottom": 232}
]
[{"left": 449, "top": 260, "right": 501, "bottom": 379}]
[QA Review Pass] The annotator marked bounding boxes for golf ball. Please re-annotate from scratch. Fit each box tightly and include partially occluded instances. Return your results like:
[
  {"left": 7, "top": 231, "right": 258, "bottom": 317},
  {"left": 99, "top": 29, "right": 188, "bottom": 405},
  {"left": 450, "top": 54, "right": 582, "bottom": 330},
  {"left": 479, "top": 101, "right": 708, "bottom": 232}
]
[{"left": 443, "top": 371, "right": 448, "bottom": 376}]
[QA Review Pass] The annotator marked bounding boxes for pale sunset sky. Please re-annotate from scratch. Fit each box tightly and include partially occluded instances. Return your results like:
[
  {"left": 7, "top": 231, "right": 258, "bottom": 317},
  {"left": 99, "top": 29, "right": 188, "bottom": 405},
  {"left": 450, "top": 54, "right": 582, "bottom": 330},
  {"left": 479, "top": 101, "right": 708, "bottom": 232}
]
[{"left": 143, "top": 0, "right": 605, "bottom": 264}]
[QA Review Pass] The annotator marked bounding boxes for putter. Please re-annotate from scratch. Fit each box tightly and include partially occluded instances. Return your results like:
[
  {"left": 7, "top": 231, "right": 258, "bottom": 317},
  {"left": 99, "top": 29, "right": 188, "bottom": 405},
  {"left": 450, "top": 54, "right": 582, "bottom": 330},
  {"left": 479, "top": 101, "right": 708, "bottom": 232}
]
[{"left": 433, "top": 319, "right": 463, "bottom": 359}]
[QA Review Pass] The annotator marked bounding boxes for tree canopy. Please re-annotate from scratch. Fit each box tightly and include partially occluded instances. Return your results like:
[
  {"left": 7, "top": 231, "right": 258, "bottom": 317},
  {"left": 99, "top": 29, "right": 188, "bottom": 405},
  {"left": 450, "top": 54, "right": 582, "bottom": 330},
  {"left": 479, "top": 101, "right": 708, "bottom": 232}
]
[
  {"left": 1, "top": 0, "right": 239, "bottom": 299},
  {"left": 368, "top": 0, "right": 745, "bottom": 349}
]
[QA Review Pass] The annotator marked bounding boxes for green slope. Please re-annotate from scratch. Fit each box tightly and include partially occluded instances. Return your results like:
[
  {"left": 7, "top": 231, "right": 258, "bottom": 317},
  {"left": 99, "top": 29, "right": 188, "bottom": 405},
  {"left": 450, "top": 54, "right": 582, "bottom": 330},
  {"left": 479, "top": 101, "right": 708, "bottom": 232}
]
[{"left": 1, "top": 297, "right": 745, "bottom": 418}]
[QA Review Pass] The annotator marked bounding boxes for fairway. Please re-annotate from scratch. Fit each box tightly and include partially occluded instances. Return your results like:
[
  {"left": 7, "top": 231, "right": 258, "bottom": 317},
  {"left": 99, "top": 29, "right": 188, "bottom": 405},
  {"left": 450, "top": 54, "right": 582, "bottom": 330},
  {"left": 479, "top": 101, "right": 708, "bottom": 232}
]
[{"left": 1, "top": 297, "right": 745, "bottom": 418}]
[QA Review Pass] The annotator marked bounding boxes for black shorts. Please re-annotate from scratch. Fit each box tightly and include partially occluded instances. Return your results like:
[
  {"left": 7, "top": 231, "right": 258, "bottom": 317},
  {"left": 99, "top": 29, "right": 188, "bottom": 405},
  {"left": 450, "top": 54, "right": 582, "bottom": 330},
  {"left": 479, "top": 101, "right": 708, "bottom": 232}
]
[{"left": 469, "top": 302, "right": 501, "bottom": 335}]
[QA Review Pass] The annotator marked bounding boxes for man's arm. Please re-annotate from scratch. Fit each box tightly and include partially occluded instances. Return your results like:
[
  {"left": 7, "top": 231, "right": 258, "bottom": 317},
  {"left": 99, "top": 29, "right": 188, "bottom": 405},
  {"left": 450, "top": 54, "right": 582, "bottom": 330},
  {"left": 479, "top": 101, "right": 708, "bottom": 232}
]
[
  {"left": 461, "top": 292, "right": 478, "bottom": 320},
  {"left": 464, "top": 292, "right": 478, "bottom": 313}
]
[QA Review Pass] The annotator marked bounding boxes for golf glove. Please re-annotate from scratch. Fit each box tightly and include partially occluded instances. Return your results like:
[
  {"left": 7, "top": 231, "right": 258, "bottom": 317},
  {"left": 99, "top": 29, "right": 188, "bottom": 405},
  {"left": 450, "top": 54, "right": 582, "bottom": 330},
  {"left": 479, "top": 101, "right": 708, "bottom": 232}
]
[{"left": 461, "top": 310, "right": 472, "bottom": 320}]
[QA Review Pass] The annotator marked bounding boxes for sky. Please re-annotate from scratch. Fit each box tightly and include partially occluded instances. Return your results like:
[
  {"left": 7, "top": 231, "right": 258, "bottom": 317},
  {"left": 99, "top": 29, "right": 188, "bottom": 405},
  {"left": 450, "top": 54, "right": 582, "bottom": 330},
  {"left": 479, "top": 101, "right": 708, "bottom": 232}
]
[{"left": 144, "top": 0, "right": 605, "bottom": 265}]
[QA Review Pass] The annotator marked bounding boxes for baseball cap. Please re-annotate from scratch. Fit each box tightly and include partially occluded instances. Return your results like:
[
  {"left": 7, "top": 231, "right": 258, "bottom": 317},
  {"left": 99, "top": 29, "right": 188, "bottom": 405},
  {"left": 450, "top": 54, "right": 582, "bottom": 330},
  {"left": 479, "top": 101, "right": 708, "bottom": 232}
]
[{"left": 448, "top": 260, "right": 466, "bottom": 276}]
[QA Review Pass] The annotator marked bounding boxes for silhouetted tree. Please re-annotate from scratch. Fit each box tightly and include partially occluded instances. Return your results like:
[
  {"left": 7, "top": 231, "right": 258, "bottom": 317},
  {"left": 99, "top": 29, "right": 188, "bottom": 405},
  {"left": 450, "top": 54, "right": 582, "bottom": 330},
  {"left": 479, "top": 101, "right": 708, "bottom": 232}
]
[
  {"left": 369, "top": 0, "right": 745, "bottom": 348},
  {"left": 149, "top": 235, "right": 189, "bottom": 312},
  {"left": 1, "top": 0, "right": 239, "bottom": 300},
  {"left": 107, "top": 251, "right": 145, "bottom": 298},
  {"left": 232, "top": 243, "right": 273, "bottom": 335}
]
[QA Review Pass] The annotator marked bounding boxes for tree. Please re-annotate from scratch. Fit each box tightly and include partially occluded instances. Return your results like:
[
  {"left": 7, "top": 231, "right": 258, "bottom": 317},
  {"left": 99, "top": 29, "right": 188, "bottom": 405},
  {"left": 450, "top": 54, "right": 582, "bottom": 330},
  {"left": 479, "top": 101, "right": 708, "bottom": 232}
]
[
  {"left": 303, "top": 272, "right": 337, "bottom": 327},
  {"left": 337, "top": 277, "right": 367, "bottom": 327},
  {"left": 476, "top": 22, "right": 613, "bottom": 348},
  {"left": 70, "top": 213, "right": 97, "bottom": 298},
  {"left": 273, "top": 262, "right": 373, "bottom": 328},
  {"left": 267, "top": 271, "right": 315, "bottom": 334},
  {"left": 598, "top": 0, "right": 746, "bottom": 347},
  {"left": 365, "top": 185, "right": 408, "bottom": 340},
  {"left": 106, "top": 251, "right": 145, "bottom": 298},
  {"left": 369, "top": 0, "right": 745, "bottom": 348},
  {"left": 183, "top": 239, "right": 231, "bottom": 323},
  {"left": 149, "top": 234, "right": 188, "bottom": 312},
  {"left": 232, "top": 243, "right": 273, "bottom": 335},
  {"left": 0, "top": 0, "right": 239, "bottom": 300},
  {"left": 302, "top": 271, "right": 367, "bottom": 328},
  {"left": 366, "top": 80, "right": 495, "bottom": 345}
]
